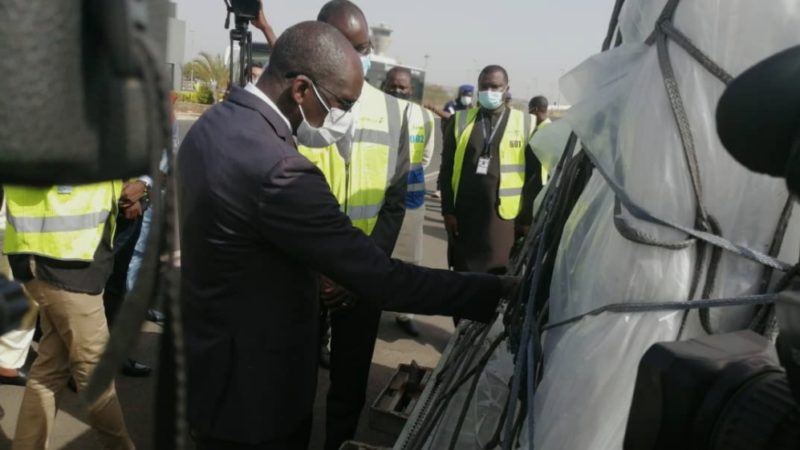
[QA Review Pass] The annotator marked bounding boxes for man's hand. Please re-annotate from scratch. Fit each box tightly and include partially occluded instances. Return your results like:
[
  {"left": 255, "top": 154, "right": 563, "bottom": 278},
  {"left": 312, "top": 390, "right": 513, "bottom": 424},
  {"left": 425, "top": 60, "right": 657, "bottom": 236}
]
[
  {"left": 120, "top": 180, "right": 148, "bottom": 208},
  {"left": 250, "top": 2, "right": 269, "bottom": 31},
  {"left": 320, "top": 276, "right": 356, "bottom": 313},
  {"left": 122, "top": 201, "right": 144, "bottom": 220},
  {"left": 251, "top": 0, "right": 278, "bottom": 46},
  {"left": 444, "top": 214, "right": 459, "bottom": 240},
  {"left": 498, "top": 275, "right": 522, "bottom": 301}
]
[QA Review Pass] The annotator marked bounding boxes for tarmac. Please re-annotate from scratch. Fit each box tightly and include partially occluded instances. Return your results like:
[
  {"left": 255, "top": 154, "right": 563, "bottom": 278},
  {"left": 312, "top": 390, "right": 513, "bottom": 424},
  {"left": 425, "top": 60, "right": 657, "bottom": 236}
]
[{"left": 0, "top": 117, "right": 453, "bottom": 450}]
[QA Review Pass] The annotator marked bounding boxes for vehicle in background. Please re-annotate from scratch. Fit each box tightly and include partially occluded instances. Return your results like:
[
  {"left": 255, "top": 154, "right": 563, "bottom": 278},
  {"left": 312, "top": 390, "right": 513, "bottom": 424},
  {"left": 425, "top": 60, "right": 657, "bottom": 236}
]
[{"left": 367, "top": 25, "right": 426, "bottom": 103}]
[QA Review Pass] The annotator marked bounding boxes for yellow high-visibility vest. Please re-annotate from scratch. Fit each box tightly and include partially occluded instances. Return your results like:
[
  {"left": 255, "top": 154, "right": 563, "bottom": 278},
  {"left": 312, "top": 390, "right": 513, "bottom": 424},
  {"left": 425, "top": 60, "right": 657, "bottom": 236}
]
[
  {"left": 3, "top": 181, "right": 122, "bottom": 261},
  {"left": 298, "top": 83, "right": 403, "bottom": 235},
  {"left": 451, "top": 107, "right": 534, "bottom": 220}
]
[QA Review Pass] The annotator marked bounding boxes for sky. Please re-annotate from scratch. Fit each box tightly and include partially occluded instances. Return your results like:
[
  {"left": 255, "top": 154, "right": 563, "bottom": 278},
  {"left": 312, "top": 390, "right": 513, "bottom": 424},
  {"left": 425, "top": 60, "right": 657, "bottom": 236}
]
[{"left": 172, "top": 0, "right": 614, "bottom": 104}]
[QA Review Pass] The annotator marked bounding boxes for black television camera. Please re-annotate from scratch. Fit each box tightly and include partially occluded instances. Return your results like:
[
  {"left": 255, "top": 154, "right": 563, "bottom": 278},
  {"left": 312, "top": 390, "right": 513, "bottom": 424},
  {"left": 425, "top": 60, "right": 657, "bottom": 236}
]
[
  {"left": 624, "top": 45, "right": 800, "bottom": 450},
  {"left": 0, "top": 0, "right": 170, "bottom": 333},
  {"left": 0, "top": 0, "right": 170, "bottom": 186},
  {"left": 224, "top": 0, "right": 261, "bottom": 87},
  {"left": 0, "top": 1, "right": 180, "bottom": 448}
]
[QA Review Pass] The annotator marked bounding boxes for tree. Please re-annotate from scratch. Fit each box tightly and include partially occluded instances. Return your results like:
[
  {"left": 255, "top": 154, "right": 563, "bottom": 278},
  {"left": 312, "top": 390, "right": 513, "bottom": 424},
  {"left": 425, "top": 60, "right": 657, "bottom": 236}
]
[{"left": 187, "top": 52, "right": 229, "bottom": 99}]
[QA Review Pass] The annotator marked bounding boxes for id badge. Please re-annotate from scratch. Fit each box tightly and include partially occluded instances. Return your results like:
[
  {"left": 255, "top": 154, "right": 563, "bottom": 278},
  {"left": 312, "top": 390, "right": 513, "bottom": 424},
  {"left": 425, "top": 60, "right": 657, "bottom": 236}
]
[{"left": 476, "top": 157, "right": 490, "bottom": 175}]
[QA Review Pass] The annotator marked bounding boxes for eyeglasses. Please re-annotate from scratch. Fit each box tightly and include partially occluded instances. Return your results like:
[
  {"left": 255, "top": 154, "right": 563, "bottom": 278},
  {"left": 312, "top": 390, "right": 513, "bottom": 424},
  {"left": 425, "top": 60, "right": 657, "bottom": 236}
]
[
  {"left": 285, "top": 72, "right": 357, "bottom": 112},
  {"left": 354, "top": 41, "right": 373, "bottom": 57},
  {"left": 315, "top": 82, "right": 357, "bottom": 113}
]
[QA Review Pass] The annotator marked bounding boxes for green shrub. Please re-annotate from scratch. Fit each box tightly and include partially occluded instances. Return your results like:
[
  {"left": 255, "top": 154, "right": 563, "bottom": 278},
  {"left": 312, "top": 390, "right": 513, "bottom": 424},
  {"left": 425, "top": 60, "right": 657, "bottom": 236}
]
[
  {"left": 177, "top": 91, "right": 195, "bottom": 103},
  {"left": 195, "top": 85, "right": 215, "bottom": 105}
]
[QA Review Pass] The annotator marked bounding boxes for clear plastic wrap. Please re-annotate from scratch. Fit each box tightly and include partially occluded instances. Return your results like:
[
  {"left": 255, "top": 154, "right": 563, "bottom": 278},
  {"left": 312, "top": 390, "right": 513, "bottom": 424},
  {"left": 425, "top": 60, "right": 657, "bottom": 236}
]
[
  {"left": 529, "top": 119, "right": 573, "bottom": 215},
  {"left": 529, "top": 1, "right": 800, "bottom": 449},
  {"left": 396, "top": 3, "right": 800, "bottom": 449}
]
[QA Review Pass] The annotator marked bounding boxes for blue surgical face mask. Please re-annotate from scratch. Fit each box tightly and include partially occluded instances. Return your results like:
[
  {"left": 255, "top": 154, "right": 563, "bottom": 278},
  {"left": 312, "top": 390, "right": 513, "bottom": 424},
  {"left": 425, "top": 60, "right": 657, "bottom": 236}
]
[
  {"left": 360, "top": 55, "right": 372, "bottom": 76},
  {"left": 478, "top": 90, "right": 505, "bottom": 110}
]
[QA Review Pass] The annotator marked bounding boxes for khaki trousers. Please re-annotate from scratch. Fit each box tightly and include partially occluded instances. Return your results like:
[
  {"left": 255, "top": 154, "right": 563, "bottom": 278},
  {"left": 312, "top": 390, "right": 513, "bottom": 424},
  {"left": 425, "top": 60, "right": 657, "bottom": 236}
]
[{"left": 12, "top": 278, "right": 135, "bottom": 450}]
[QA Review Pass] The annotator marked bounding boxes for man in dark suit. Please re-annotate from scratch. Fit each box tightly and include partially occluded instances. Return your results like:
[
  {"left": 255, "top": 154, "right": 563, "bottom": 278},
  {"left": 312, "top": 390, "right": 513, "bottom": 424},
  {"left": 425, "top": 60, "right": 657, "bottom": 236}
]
[{"left": 178, "top": 21, "right": 515, "bottom": 450}]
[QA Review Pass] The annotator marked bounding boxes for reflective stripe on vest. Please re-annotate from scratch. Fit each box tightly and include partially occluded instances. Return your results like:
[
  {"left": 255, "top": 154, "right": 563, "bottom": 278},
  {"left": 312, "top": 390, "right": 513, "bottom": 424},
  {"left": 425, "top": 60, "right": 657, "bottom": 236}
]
[
  {"left": 451, "top": 108, "right": 533, "bottom": 220},
  {"left": 404, "top": 104, "right": 433, "bottom": 209},
  {"left": 3, "top": 181, "right": 122, "bottom": 261},
  {"left": 298, "top": 84, "right": 402, "bottom": 235}
]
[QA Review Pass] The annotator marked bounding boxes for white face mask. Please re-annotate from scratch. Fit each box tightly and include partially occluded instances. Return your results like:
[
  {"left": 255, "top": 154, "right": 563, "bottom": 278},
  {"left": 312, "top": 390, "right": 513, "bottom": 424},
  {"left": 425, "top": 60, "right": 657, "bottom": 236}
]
[
  {"left": 460, "top": 95, "right": 473, "bottom": 106},
  {"left": 296, "top": 82, "right": 353, "bottom": 148}
]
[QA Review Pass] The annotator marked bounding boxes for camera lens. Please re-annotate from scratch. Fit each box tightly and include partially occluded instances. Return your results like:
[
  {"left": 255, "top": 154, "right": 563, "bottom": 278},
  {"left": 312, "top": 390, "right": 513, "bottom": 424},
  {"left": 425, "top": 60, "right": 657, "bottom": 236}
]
[{"left": 708, "top": 370, "right": 800, "bottom": 450}]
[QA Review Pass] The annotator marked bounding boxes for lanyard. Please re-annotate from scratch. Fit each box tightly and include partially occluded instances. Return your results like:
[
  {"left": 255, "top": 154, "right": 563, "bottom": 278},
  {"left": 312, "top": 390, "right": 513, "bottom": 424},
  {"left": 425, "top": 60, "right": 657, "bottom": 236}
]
[{"left": 479, "top": 108, "right": 507, "bottom": 156}]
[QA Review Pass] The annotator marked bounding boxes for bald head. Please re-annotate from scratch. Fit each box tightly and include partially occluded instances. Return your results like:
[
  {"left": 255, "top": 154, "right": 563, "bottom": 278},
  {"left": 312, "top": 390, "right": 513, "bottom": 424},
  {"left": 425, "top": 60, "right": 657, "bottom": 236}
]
[
  {"left": 259, "top": 21, "right": 363, "bottom": 133},
  {"left": 317, "top": 0, "right": 371, "bottom": 55},
  {"left": 264, "top": 21, "right": 359, "bottom": 92},
  {"left": 529, "top": 95, "right": 549, "bottom": 123},
  {"left": 318, "top": 0, "right": 365, "bottom": 23}
]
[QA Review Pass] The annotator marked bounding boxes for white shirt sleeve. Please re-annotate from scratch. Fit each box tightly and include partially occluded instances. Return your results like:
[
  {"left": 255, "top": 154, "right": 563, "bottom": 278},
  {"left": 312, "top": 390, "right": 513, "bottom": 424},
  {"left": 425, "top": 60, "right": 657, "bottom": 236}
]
[{"left": 421, "top": 108, "right": 435, "bottom": 169}]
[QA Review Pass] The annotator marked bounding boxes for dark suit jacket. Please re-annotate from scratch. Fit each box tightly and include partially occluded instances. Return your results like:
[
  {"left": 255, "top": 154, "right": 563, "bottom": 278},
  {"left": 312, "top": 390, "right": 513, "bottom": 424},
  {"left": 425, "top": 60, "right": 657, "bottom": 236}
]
[{"left": 177, "top": 86, "right": 502, "bottom": 444}]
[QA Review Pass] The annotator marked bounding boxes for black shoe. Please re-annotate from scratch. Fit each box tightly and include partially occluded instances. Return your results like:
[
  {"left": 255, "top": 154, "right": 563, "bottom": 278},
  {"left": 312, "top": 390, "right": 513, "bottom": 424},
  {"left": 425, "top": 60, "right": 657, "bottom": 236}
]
[
  {"left": 121, "top": 359, "right": 152, "bottom": 377},
  {"left": 395, "top": 317, "right": 420, "bottom": 337},
  {"left": 146, "top": 309, "right": 166, "bottom": 324},
  {"left": 0, "top": 369, "right": 28, "bottom": 386},
  {"left": 319, "top": 346, "right": 331, "bottom": 369}
]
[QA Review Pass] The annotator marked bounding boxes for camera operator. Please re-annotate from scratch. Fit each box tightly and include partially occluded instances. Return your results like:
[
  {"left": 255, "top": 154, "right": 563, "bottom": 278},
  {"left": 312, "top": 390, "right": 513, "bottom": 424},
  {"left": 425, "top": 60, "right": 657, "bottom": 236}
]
[
  {"left": 178, "top": 20, "right": 516, "bottom": 450},
  {"left": 3, "top": 181, "right": 136, "bottom": 450}
]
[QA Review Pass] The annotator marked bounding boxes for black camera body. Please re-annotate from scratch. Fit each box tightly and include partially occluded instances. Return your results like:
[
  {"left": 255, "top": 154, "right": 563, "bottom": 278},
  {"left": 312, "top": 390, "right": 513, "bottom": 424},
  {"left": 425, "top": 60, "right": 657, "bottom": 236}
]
[
  {"left": 228, "top": 0, "right": 261, "bottom": 21},
  {"left": 0, "top": 0, "right": 169, "bottom": 186},
  {"left": 624, "top": 328, "right": 800, "bottom": 450}
]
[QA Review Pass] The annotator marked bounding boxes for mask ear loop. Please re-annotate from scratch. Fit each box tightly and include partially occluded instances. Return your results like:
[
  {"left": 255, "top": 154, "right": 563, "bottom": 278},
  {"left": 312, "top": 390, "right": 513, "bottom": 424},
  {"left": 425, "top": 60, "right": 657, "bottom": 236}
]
[
  {"left": 296, "top": 78, "right": 329, "bottom": 128},
  {"left": 297, "top": 102, "right": 309, "bottom": 122},
  {"left": 309, "top": 82, "right": 332, "bottom": 113}
]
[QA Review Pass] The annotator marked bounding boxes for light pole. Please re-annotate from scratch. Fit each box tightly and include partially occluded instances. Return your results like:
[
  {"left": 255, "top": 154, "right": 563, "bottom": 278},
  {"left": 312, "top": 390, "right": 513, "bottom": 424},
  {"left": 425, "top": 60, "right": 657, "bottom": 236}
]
[
  {"left": 424, "top": 54, "right": 430, "bottom": 70},
  {"left": 188, "top": 29, "right": 196, "bottom": 87},
  {"left": 189, "top": 28, "right": 196, "bottom": 58}
]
